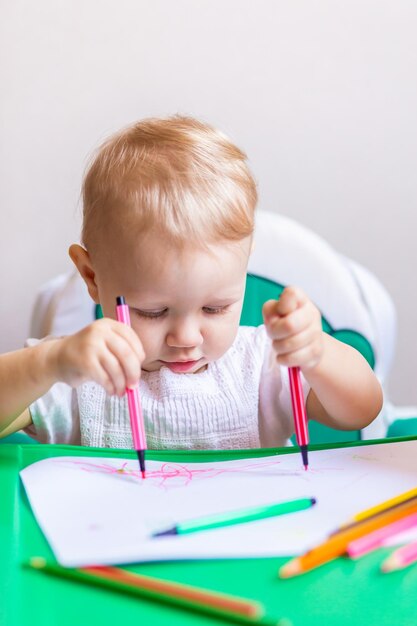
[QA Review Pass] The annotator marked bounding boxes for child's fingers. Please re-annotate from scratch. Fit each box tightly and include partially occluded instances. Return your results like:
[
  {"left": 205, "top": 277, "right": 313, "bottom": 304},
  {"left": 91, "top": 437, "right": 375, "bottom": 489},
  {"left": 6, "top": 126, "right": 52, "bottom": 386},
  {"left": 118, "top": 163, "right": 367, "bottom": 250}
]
[
  {"left": 78, "top": 353, "right": 119, "bottom": 396},
  {"left": 98, "top": 351, "right": 129, "bottom": 397},
  {"left": 54, "top": 320, "right": 144, "bottom": 392},
  {"left": 275, "top": 340, "right": 323, "bottom": 370},
  {"left": 112, "top": 322, "right": 145, "bottom": 362},
  {"left": 92, "top": 318, "right": 144, "bottom": 361},
  {"left": 97, "top": 363, "right": 118, "bottom": 396},
  {"left": 265, "top": 305, "right": 311, "bottom": 340},
  {"left": 271, "top": 326, "right": 319, "bottom": 356},
  {"left": 263, "top": 287, "right": 307, "bottom": 321},
  {"left": 104, "top": 332, "right": 143, "bottom": 390}
]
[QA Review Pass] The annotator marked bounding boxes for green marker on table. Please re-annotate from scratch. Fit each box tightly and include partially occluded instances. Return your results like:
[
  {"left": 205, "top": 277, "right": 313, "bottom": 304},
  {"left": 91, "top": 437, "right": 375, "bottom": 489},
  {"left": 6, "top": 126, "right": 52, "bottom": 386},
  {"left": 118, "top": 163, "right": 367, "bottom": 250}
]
[{"left": 153, "top": 497, "right": 316, "bottom": 537}]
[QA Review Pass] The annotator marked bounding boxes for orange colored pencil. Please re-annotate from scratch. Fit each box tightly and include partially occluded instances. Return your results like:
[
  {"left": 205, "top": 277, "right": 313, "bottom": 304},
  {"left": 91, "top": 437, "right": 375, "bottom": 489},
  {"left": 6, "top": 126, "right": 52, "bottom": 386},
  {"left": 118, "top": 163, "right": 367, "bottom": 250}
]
[{"left": 279, "top": 499, "right": 417, "bottom": 578}]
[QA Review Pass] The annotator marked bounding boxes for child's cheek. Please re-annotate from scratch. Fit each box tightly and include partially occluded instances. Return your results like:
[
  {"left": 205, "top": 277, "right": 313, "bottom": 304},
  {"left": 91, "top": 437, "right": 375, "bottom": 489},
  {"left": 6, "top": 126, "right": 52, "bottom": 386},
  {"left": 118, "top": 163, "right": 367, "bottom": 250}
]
[{"left": 211, "top": 317, "right": 240, "bottom": 358}]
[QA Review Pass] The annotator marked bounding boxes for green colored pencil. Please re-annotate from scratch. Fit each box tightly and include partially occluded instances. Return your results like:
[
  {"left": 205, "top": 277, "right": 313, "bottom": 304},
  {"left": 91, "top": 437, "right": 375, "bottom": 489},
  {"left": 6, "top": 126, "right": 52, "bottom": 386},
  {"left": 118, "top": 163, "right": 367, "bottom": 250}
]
[
  {"left": 154, "top": 497, "right": 316, "bottom": 537},
  {"left": 27, "top": 557, "right": 290, "bottom": 626}
]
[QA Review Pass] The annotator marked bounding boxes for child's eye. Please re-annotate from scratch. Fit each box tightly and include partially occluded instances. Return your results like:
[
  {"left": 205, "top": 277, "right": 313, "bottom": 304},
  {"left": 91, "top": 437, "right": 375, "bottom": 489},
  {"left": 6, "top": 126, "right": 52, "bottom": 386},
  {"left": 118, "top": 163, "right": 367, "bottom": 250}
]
[
  {"left": 203, "top": 306, "right": 228, "bottom": 315},
  {"left": 133, "top": 308, "right": 168, "bottom": 319}
]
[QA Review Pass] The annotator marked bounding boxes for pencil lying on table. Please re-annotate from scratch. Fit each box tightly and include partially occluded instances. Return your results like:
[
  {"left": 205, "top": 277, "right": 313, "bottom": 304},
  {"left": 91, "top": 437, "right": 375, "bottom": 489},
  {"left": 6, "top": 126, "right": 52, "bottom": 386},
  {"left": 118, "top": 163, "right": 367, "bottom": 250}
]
[
  {"left": 27, "top": 558, "right": 289, "bottom": 626},
  {"left": 279, "top": 498, "right": 417, "bottom": 578},
  {"left": 347, "top": 511, "right": 417, "bottom": 559},
  {"left": 381, "top": 539, "right": 417, "bottom": 573},
  {"left": 335, "top": 486, "right": 417, "bottom": 533}
]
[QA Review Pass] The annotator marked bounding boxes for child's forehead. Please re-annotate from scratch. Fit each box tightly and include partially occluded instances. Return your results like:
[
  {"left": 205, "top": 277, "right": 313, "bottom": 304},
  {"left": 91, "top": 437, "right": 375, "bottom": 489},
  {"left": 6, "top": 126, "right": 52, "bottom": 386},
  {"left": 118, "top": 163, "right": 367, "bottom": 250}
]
[
  {"left": 106, "top": 234, "right": 250, "bottom": 300},
  {"left": 151, "top": 240, "right": 247, "bottom": 277},
  {"left": 109, "top": 229, "right": 251, "bottom": 267}
]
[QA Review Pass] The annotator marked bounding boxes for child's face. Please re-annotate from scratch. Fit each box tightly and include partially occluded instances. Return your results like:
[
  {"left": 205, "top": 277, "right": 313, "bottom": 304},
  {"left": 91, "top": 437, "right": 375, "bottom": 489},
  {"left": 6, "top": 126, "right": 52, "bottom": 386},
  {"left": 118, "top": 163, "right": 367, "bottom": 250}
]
[{"left": 91, "top": 233, "right": 251, "bottom": 374}]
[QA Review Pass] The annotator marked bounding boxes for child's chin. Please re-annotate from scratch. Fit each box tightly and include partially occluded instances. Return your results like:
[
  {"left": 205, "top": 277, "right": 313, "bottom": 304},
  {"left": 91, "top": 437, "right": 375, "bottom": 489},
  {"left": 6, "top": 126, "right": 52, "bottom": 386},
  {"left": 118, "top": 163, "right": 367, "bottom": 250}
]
[{"left": 193, "top": 362, "right": 208, "bottom": 374}]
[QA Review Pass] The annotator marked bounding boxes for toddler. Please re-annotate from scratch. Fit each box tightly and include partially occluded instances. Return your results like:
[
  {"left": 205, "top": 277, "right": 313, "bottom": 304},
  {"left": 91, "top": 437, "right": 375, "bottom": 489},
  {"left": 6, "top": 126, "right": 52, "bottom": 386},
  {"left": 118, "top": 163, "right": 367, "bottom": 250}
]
[{"left": 0, "top": 116, "right": 383, "bottom": 448}]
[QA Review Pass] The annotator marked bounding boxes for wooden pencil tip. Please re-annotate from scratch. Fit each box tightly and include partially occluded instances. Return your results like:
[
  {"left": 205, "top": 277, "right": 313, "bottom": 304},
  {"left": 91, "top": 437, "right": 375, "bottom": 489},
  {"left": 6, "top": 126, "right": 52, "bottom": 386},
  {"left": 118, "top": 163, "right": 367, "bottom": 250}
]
[
  {"left": 279, "top": 558, "right": 302, "bottom": 579},
  {"left": 381, "top": 564, "right": 393, "bottom": 573},
  {"left": 381, "top": 557, "right": 400, "bottom": 573},
  {"left": 29, "top": 557, "right": 47, "bottom": 569}
]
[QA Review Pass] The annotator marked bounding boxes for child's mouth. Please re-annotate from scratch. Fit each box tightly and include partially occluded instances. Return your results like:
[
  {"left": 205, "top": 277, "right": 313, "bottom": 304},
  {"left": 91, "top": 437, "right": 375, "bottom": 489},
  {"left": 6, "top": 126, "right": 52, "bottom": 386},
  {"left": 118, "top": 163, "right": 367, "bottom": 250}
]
[{"left": 160, "top": 359, "right": 203, "bottom": 373}]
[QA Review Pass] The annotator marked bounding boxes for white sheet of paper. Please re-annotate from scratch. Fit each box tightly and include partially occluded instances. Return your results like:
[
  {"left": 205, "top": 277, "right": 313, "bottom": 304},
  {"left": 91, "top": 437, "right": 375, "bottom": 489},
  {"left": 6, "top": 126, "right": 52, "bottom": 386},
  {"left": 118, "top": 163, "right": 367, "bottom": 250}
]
[{"left": 20, "top": 440, "right": 417, "bottom": 567}]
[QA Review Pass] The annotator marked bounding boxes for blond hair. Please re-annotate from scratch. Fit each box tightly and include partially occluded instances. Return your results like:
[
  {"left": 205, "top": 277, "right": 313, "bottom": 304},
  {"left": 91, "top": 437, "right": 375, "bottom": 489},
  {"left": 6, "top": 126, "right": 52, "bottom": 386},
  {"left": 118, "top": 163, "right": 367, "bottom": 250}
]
[{"left": 82, "top": 116, "right": 257, "bottom": 251}]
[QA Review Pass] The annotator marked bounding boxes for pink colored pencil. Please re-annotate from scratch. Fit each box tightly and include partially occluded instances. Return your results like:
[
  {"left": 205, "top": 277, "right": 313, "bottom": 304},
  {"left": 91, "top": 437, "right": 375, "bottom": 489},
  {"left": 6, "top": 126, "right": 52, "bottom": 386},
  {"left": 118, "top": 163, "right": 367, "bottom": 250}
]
[
  {"left": 347, "top": 511, "right": 417, "bottom": 559},
  {"left": 116, "top": 296, "right": 147, "bottom": 478},
  {"left": 381, "top": 539, "right": 417, "bottom": 573},
  {"left": 288, "top": 367, "right": 309, "bottom": 470}
]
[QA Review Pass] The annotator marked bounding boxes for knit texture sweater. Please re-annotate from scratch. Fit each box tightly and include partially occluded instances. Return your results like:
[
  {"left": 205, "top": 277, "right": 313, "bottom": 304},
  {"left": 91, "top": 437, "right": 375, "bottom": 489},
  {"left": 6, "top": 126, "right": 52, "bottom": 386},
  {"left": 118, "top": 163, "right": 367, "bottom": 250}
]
[{"left": 26, "top": 326, "right": 310, "bottom": 450}]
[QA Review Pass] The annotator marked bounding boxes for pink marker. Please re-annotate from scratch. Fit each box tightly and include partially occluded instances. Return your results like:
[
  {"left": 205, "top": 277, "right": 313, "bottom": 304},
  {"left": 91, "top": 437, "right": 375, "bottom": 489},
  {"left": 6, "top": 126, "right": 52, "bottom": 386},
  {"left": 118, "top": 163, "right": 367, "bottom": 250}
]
[
  {"left": 116, "top": 296, "right": 147, "bottom": 478},
  {"left": 288, "top": 367, "right": 309, "bottom": 470},
  {"left": 347, "top": 511, "right": 417, "bottom": 559}
]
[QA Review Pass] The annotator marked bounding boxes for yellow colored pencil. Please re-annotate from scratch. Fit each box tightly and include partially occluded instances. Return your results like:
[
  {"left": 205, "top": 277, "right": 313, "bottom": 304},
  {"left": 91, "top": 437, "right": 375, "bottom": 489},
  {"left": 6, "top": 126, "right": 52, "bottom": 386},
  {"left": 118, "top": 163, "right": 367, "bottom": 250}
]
[
  {"left": 279, "top": 499, "right": 417, "bottom": 578},
  {"left": 329, "top": 490, "right": 417, "bottom": 538},
  {"left": 348, "top": 487, "right": 417, "bottom": 524}
]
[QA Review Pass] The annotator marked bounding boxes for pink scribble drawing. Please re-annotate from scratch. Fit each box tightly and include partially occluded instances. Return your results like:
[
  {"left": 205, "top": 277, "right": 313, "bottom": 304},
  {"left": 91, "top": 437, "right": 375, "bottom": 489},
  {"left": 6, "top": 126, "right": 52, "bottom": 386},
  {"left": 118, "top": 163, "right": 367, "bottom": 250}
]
[
  {"left": 55, "top": 458, "right": 294, "bottom": 488},
  {"left": 55, "top": 457, "right": 343, "bottom": 489}
]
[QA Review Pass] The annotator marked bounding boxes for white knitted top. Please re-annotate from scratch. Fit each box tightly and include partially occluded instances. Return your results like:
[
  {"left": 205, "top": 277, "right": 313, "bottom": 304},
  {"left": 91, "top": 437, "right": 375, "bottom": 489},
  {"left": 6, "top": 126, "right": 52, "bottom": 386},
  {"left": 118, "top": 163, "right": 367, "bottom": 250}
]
[{"left": 26, "top": 326, "right": 309, "bottom": 450}]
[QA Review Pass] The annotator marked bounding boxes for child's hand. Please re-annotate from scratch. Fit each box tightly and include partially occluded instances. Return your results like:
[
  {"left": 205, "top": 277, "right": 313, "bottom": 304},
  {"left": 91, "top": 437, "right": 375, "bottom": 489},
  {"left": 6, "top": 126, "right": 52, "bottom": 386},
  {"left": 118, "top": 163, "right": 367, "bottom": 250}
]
[
  {"left": 47, "top": 319, "right": 145, "bottom": 396},
  {"left": 262, "top": 286, "right": 323, "bottom": 372}
]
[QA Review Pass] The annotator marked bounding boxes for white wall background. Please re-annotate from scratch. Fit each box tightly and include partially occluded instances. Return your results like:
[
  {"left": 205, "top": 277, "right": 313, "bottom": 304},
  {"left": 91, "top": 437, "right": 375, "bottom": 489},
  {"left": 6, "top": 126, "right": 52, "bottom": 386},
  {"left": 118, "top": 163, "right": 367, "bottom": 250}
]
[{"left": 1, "top": 0, "right": 416, "bottom": 405}]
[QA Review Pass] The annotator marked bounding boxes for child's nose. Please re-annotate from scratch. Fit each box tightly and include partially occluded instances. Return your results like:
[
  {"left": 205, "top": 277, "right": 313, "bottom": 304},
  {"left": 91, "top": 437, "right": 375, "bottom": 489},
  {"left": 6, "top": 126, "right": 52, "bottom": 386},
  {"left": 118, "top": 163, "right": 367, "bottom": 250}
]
[{"left": 166, "top": 319, "right": 203, "bottom": 349}]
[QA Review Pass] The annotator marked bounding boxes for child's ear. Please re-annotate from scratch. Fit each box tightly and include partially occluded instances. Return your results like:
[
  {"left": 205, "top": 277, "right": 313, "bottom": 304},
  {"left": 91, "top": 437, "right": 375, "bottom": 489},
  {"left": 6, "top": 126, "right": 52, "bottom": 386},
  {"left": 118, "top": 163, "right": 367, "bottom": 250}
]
[{"left": 68, "top": 244, "right": 100, "bottom": 304}]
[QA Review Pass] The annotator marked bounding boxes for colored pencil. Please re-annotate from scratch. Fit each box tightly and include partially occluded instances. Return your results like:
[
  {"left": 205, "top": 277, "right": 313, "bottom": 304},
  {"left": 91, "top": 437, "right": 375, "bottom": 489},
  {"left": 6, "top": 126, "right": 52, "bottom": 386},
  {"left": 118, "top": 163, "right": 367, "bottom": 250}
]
[
  {"left": 279, "top": 498, "right": 417, "bottom": 578},
  {"left": 347, "top": 511, "right": 417, "bottom": 559},
  {"left": 115, "top": 296, "right": 147, "bottom": 477},
  {"left": 329, "top": 497, "right": 417, "bottom": 537},
  {"left": 381, "top": 540, "right": 417, "bottom": 573},
  {"left": 329, "top": 493, "right": 417, "bottom": 538},
  {"left": 153, "top": 497, "right": 316, "bottom": 537},
  {"left": 337, "top": 486, "right": 417, "bottom": 531},
  {"left": 288, "top": 367, "right": 309, "bottom": 470},
  {"left": 27, "top": 558, "right": 289, "bottom": 625}
]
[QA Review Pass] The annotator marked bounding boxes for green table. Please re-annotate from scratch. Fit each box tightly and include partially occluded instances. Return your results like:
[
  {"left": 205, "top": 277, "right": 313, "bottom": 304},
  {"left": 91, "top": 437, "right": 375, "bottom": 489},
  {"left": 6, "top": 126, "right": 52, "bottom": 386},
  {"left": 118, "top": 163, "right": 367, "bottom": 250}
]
[{"left": 2, "top": 438, "right": 417, "bottom": 626}]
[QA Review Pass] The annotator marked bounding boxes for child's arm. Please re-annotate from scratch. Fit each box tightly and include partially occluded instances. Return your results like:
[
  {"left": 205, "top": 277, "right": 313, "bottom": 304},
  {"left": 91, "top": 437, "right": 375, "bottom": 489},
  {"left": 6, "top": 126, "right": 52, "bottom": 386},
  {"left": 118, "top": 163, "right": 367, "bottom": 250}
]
[
  {"left": 263, "top": 287, "right": 383, "bottom": 431},
  {"left": 0, "top": 319, "right": 145, "bottom": 437}
]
